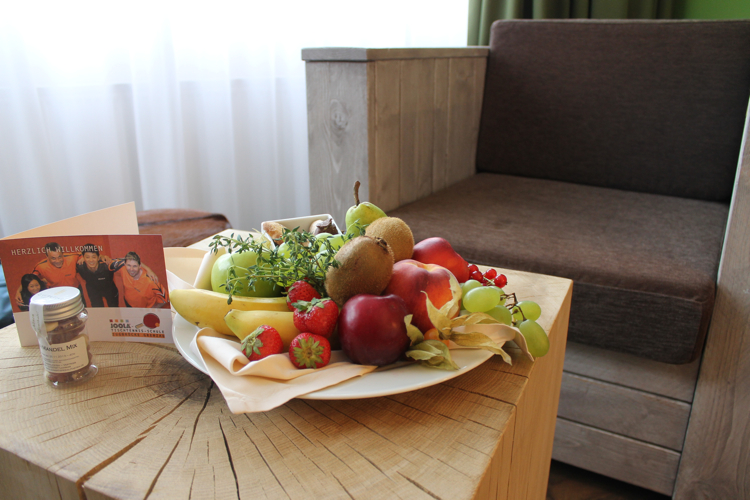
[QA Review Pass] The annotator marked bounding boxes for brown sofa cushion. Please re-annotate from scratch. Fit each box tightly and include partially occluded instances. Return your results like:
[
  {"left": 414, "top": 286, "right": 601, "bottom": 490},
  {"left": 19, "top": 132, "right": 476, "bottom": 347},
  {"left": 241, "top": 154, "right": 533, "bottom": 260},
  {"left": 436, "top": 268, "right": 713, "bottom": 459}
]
[
  {"left": 390, "top": 174, "right": 729, "bottom": 364},
  {"left": 476, "top": 20, "right": 750, "bottom": 202},
  {"left": 137, "top": 209, "right": 232, "bottom": 247}
]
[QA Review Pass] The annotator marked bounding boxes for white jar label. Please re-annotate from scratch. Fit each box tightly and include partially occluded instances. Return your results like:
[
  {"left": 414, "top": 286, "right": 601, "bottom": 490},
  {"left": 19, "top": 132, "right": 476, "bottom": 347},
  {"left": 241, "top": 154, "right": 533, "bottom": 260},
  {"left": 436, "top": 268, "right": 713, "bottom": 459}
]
[{"left": 39, "top": 336, "right": 89, "bottom": 373}]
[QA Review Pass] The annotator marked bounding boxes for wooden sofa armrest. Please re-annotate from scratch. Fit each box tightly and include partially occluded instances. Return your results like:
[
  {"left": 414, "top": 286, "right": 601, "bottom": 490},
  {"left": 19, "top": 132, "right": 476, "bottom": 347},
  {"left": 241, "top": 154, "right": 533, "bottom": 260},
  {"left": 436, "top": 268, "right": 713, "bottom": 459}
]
[
  {"left": 674, "top": 99, "right": 750, "bottom": 497},
  {"left": 303, "top": 47, "right": 489, "bottom": 226}
]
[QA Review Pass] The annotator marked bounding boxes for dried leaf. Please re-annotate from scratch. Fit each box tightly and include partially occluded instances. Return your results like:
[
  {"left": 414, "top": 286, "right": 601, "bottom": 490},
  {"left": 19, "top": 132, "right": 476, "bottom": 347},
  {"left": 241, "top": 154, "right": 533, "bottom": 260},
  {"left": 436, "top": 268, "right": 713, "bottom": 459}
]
[
  {"left": 424, "top": 292, "right": 453, "bottom": 334},
  {"left": 404, "top": 314, "right": 424, "bottom": 346},
  {"left": 510, "top": 328, "right": 535, "bottom": 362},
  {"left": 420, "top": 293, "right": 537, "bottom": 367},
  {"left": 455, "top": 311, "right": 500, "bottom": 326},
  {"left": 405, "top": 340, "right": 460, "bottom": 370},
  {"left": 449, "top": 326, "right": 512, "bottom": 365},
  {"left": 452, "top": 323, "right": 516, "bottom": 343}
]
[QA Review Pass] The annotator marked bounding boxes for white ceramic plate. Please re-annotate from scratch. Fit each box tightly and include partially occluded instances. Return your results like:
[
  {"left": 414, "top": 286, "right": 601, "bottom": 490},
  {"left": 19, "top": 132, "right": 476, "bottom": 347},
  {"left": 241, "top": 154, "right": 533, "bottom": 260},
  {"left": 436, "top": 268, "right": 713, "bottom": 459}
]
[
  {"left": 166, "top": 243, "right": 494, "bottom": 400},
  {"left": 172, "top": 314, "right": 493, "bottom": 399}
]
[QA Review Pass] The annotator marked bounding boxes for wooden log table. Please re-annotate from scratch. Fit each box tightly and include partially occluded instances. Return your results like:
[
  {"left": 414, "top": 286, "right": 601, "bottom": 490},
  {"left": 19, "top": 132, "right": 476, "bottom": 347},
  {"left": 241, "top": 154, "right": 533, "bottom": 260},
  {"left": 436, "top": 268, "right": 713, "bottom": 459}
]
[{"left": 0, "top": 262, "right": 571, "bottom": 500}]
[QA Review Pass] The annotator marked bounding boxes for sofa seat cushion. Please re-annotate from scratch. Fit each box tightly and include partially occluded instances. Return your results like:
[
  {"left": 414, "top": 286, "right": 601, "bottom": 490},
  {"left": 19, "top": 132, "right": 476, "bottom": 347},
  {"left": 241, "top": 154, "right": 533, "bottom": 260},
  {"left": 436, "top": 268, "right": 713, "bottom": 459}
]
[{"left": 390, "top": 173, "right": 729, "bottom": 364}]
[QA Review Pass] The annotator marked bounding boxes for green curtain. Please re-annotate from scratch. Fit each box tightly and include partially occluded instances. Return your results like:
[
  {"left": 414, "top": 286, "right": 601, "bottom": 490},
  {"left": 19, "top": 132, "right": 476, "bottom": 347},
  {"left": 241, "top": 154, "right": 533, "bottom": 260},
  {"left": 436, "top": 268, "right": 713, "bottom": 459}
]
[{"left": 468, "top": 0, "right": 674, "bottom": 45}]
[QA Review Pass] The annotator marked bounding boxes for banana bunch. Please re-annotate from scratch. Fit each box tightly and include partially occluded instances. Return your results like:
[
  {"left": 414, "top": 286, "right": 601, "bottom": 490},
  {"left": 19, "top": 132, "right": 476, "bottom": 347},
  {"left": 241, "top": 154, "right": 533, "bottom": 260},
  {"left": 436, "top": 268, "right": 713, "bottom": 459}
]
[{"left": 171, "top": 288, "right": 300, "bottom": 342}]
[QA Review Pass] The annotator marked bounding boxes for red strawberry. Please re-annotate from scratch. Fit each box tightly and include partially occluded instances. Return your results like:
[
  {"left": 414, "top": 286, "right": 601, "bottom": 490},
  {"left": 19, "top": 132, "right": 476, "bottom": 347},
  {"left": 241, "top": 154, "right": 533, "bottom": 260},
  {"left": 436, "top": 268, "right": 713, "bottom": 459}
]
[
  {"left": 240, "top": 325, "right": 284, "bottom": 361},
  {"left": 286, "top": 281, "right": 321, "bottom": 311},
  {"left": 289, "top": 333, "right": 331, "bottom": 369},
  {"left": 292, "top": 298, "right": 339, "bottom": 338}
]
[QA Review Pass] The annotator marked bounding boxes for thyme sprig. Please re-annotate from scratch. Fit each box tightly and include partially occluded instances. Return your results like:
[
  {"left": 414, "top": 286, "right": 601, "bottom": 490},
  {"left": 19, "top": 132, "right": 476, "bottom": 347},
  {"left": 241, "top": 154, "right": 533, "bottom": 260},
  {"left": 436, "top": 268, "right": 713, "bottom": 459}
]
[{"left": 208, "top": 225, "right": 364, "bottom": 303}]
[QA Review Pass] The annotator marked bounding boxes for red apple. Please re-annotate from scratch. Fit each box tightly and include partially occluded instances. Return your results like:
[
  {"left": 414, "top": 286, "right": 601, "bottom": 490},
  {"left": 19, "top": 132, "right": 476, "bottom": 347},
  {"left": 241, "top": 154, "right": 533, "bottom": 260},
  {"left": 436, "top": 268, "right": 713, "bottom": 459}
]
[
  {"left": 383, "top": 259, "right": 461, "bottom": 333},
  {"left": 412, "top": 237, "right": 470, "bottom": 283},
  {"left": 338, "top": 294, "right": 411, "bottom": 366}
]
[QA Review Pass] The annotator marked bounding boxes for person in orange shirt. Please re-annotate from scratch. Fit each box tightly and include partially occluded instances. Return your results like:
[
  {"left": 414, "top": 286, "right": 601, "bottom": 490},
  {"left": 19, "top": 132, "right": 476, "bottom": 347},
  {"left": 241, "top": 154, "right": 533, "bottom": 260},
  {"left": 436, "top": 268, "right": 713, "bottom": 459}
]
[
  {"left": 109, "top": 252, "right": 168, "bottom": 308},
  {"left": 13, "top": 242, "right": 101, "bottom": 307}
]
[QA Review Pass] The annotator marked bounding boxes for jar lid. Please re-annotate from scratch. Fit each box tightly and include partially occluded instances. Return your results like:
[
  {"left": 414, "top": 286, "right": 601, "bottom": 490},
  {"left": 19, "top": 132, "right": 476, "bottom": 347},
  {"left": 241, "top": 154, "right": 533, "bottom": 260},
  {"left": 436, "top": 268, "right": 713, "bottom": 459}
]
[{"left": 30, "top": 287, "right": 85, "bottom": 327}]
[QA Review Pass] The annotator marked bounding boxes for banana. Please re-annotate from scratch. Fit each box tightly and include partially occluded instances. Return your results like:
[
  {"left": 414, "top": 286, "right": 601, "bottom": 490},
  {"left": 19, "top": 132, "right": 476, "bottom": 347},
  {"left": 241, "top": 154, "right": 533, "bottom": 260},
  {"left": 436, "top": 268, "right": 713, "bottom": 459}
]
[
  {"left": 224, "top": 309, "right": 301, "bottom": 349},
  {"left": 171, "top": 288, "right": 288, "bottom": 336}
]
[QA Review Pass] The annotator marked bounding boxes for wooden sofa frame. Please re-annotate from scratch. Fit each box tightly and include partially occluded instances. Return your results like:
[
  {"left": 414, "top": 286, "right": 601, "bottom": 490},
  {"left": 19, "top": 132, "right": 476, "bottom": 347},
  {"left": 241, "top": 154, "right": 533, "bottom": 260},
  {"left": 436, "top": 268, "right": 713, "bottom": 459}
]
[{"left": 302, "top": 47, "right": 750, "bottom": 498}]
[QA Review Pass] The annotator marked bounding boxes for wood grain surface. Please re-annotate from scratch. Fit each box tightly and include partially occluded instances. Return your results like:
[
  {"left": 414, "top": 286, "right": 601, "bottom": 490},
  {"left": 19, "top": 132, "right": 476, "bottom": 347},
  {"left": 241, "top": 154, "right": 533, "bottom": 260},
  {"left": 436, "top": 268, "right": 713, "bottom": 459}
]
[
  {"left": 552, "top": 419, "right": 680, "bottom": 496},
  {"left": 672, "top": 104, "right": 750, "bottom": 499},
  {"left": 306, "top": 61, "right": 369, "bottom": 228},
  {"left": 0, "top": 267, "right": 571, "bottom": 500},
  {"left": 304, "top": 48, "right": 487, "bottom": 228},
  {"left": 562, "top": 342, "right": 700, "bottom": 404},
  {"left": 302, "top": 48, "right": 489, "bottom": 62},
  {"left": 557, "top": 373, "right": 691, "bottom": 451}
]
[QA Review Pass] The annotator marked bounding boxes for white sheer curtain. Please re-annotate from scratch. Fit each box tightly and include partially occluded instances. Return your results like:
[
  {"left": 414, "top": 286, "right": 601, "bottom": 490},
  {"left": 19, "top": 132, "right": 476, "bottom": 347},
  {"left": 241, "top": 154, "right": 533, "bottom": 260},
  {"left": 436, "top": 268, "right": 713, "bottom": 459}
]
[{"left": 0, "top": 0, "right": 468, "bottom": 238}]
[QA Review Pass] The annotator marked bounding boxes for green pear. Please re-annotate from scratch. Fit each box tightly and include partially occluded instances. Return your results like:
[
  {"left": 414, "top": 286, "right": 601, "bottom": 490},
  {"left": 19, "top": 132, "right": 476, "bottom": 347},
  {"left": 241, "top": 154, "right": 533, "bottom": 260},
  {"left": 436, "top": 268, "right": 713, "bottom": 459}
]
[{"left": 345, "top": 181, "right": 387, "bottom": 233}]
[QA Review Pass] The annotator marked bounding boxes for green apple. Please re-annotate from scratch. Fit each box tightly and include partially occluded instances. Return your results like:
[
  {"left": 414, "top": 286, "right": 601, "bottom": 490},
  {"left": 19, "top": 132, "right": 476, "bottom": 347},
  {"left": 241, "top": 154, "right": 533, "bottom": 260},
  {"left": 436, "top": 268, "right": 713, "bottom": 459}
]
[
  {"left": 211, "top": 251, "right": 283, "bottom": 297},
  {"left": 345, "top": 181, "right": 386, "bottom": 232},
  {"left": 327, "top": 233, "right": 347, "bottom": 251}
]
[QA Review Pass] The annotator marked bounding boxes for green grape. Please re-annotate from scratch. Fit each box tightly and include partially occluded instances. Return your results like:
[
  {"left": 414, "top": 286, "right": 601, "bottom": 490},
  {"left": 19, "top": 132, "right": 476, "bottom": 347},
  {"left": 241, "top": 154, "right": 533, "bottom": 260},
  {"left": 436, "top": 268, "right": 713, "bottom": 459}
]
[
  {"left": 315, "top": 232, "right": 334, "bottom": 241},
  {"left": 276, "top": 242, "right": 292, "bottom": 260},
  {"left": 518, "top": 320, "right": 549, "bottom": 357},
  {"left": 486, "top": 305, "right": 512, "bottom": 325},
  {"left": 461, "top": 279, "right": 482, "bottom": 297},
  {"left": 519, "top": 301, "right": 541, "bottom": 320},
  {"left": 512, "top": 300, "right": 541, "bottom": 323},
  {"left": 463, "top": 286, "right": 501, "bottom": 313},
  {"left": 495, "top": 288, "right": 507, "bottom": 306},
  {"left": 460, "top": 309, "right": 471, "bottom": 316}
]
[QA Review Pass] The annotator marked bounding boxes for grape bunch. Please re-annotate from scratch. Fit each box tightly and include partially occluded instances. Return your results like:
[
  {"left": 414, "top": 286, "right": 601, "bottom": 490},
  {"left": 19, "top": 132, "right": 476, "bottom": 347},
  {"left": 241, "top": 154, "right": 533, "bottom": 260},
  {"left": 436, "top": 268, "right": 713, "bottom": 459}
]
[
  {"left": 460, "top": 264, "right": 549, "bottom": 357},
  {"left": 467, "top": 264, "right": 507, "bottom": 288}
]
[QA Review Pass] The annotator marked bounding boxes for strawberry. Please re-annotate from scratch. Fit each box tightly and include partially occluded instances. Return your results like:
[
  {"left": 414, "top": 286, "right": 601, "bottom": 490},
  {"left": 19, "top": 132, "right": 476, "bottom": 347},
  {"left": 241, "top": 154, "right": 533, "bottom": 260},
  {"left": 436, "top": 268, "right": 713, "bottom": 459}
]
[
  {"left": 289, "top": 333, "right": 331, "bottom": 369},
  {"left": 292, "top": 297, "right": 339, "bottom": 338},
  {"left": 286, "top": 280, "right": 321, "bottom": 311},
  {"left": 240, "top": 325, "right": 284, "bottom": 361}
]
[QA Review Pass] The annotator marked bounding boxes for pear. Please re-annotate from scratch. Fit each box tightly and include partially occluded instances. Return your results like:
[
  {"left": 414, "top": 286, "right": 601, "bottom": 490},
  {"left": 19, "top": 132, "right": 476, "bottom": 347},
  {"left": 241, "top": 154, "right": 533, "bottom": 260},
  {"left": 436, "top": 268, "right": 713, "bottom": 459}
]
[
  {"left": 345, "top": 181, "right": 387, "bottom": 233},
  {"left": 325, "top": 236, "right": 394, "bottom": 306}
]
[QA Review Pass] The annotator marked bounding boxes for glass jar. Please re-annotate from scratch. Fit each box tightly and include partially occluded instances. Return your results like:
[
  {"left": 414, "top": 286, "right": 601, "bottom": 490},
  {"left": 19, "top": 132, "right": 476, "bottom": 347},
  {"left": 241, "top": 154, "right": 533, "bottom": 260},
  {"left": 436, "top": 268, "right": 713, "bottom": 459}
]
[{"left": 30, "top": 287, "right": 97, "bottom": 387}]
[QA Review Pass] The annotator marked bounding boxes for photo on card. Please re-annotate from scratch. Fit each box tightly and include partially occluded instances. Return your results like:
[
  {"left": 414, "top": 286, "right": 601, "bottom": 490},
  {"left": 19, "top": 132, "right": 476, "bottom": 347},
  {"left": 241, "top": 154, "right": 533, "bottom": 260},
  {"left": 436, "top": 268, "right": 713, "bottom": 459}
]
[{"left": 0, "top": 234, "right": 173, "bottom": 346}]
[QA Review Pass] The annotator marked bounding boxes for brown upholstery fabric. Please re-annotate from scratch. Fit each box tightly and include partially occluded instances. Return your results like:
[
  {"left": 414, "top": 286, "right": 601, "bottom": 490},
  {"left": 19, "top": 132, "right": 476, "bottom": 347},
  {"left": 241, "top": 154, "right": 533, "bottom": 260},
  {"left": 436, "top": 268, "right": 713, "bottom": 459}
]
[
  {"left": 391, "top": 174, "right": 729, "bottom": 364},
  {"left": 137, "top": 209, "right": 232, "bottom": 247},
  {"left": 477, "top": 20, "right": 750, "bottom": 202}
]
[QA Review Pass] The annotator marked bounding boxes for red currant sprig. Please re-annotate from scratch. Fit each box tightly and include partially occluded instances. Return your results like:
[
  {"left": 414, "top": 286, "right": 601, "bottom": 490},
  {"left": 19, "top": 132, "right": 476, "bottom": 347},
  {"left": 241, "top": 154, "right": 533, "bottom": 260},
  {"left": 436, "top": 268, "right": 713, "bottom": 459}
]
[{"left": 467, "top": 264, "right": 507, "bottom": 288}]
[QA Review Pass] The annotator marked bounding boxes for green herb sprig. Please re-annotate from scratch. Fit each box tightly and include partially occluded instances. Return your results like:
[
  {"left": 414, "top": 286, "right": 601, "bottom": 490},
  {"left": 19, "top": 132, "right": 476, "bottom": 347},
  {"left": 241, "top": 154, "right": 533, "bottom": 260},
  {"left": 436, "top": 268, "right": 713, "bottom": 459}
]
[{"left": 208, "top": 225, "right": 364, "bottom": 303}]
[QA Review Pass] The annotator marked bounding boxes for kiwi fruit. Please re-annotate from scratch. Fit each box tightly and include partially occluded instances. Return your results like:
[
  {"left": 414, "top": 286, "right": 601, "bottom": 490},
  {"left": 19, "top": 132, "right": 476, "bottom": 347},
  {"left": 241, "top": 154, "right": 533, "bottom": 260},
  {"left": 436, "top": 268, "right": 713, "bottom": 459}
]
[
  {"left": 365, "top": 217, "right": 414, "bottom": 262},
  {"left": 325, "top": 236, "right": 394, "bottom": 306}
]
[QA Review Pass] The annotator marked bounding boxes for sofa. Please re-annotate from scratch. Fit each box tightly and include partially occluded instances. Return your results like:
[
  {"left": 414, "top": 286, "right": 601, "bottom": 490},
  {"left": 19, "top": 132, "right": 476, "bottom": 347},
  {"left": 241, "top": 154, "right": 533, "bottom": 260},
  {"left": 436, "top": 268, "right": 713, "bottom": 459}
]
[{"left": 302, "top": 20, "right": 750, "bottom": 497}]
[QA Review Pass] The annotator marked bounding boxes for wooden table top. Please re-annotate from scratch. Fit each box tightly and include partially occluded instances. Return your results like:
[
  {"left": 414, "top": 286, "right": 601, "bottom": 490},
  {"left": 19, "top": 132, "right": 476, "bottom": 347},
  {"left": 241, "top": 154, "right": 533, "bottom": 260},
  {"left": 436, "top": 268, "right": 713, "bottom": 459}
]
[{"left": 0, "top": 257, "right": 571, "bottom": 500}]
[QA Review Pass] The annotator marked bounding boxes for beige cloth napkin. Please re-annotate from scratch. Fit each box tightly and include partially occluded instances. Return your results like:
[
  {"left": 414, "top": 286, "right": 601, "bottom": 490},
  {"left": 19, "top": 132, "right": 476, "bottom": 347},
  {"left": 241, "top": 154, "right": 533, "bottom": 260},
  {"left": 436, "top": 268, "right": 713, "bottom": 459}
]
[{"left": 191, "top": 329, "right": 376, "bottom": 413}]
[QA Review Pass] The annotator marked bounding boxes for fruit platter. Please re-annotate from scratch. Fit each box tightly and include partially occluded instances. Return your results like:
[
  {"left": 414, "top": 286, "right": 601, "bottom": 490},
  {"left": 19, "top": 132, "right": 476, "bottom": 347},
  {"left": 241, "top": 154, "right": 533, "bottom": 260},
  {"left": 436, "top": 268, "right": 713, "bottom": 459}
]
[{"left": 169, "top": 182, "right": 550, "bottom": 410}]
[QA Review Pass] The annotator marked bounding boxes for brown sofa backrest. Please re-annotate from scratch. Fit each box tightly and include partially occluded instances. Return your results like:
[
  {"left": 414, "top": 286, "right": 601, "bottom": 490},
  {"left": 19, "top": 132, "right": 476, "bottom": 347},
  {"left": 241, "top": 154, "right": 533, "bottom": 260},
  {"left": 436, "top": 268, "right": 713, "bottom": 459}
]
[{"left": 476, "top": 20, "right": 750, "bottom": 202}]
